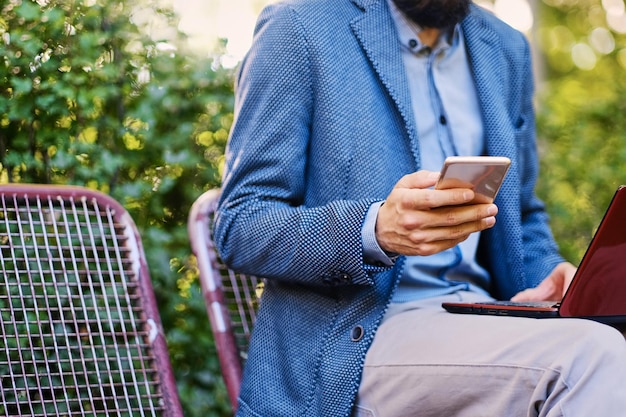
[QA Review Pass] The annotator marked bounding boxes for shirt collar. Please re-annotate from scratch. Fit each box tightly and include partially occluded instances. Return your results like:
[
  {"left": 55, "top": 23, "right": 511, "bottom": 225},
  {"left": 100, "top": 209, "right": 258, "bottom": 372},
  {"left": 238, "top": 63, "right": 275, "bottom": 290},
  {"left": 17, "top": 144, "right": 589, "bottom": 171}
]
[{"left": 386, "top": 0, "right": 461, "bottom": 55}]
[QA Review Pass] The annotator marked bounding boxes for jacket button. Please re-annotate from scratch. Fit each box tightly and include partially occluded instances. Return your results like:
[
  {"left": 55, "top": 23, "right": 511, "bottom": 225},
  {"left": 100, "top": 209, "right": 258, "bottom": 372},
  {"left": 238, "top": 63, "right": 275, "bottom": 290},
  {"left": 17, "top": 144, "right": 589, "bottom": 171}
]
[{"left": 351, "top": 325, "right": 364, "bottom": 342}]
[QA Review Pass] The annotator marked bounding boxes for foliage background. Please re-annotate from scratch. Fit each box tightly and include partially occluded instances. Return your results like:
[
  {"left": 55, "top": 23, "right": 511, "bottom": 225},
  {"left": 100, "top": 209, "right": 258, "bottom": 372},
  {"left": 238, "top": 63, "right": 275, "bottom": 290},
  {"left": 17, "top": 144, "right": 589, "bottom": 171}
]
[
  {"left": 1, "top": 0, "right": 233, "bottom": 415},
  {"left": 1, "top": 0, "right": 626, "bottom": 415},
  {"left": 534, "top": 0, "right": 626, "bottom": 263}
]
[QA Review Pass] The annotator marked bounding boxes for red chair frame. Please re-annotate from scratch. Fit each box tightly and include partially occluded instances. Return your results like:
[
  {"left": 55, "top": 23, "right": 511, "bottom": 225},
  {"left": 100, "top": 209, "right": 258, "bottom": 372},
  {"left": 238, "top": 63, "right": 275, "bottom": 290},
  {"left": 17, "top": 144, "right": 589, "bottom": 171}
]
[
  {"left": 187, "top": 189, "right": 261, "bottom": 413},
  {"left": 0, "top": 184, "right": 183, "bottom": 417}
]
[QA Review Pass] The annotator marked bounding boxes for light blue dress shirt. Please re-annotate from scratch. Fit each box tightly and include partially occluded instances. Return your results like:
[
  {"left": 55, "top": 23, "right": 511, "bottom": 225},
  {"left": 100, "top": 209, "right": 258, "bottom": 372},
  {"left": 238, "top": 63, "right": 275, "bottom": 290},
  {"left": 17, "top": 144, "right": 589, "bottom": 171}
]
[{"left": 362, "top": 0, "right": 491, "bottom": 302}]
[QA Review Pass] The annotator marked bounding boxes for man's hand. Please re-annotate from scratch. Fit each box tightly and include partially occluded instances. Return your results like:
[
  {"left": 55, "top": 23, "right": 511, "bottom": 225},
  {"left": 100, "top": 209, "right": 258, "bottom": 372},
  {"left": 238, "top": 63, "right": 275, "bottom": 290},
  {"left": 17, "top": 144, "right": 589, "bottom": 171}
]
[
  {"left": 510, "top": 262, "right": 578, "bottom": 302},
  {"left": 375, "top": 170, "right": 498, "bottom": 256}
]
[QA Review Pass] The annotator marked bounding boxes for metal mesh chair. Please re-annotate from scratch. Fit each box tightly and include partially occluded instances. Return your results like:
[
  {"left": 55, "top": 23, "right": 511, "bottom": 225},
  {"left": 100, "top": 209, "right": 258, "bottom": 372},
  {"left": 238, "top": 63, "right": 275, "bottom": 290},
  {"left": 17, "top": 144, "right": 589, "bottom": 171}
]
[
  {"left": 0, "top": 184, "right": 183, "bottom": 417},
  {"left": 187, "top": 189, "right": 262, "bottom": 413}
]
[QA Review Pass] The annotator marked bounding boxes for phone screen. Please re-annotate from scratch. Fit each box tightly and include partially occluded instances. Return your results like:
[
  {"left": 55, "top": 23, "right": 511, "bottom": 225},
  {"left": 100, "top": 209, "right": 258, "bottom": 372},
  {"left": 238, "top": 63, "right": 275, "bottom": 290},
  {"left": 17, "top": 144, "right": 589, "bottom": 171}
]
[{"left": 435, "top": 156, "right": 511, "bottom": 203}]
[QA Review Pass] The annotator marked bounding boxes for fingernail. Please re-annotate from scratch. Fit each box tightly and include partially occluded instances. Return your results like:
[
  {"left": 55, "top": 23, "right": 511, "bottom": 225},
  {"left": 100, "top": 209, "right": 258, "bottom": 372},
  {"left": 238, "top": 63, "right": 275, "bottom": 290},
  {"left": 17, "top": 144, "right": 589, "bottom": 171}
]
[
  {"left": 487, "top": 204, "right": 498, "bottom": 216},
  {"left": 485, "top": 216, "right": 496, "bottom": 227}
]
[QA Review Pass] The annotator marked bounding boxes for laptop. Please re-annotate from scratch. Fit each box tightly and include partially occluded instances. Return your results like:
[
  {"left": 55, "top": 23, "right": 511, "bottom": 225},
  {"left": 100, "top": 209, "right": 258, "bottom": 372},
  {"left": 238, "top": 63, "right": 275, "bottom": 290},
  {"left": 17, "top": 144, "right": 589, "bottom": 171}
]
[{"left": 442, "top": 185, "right": 626, "bottom": 325}]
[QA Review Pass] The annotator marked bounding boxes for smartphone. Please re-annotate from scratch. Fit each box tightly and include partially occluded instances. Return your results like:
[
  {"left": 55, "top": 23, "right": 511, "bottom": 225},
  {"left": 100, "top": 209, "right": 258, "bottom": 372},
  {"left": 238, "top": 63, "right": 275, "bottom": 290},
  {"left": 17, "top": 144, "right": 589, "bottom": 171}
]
[{"left": 435, "top": 156, "right": 511, "bottom": 204}]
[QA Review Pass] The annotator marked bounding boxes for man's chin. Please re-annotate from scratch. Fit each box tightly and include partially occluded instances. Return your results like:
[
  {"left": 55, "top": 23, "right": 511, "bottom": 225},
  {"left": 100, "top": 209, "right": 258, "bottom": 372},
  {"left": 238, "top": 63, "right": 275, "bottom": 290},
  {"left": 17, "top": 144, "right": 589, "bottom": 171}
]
[{"left": 391, "top": 0, "right": 471, "bottom": 29}]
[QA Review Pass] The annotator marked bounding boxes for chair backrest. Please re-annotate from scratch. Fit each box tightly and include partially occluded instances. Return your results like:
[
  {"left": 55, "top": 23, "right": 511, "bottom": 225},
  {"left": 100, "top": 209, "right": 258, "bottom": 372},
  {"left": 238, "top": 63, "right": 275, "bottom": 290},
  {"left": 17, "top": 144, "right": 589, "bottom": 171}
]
[
  {"left": 0, "top": 184, "right": 183, "bottom": 417},
  {"left": 187, "top": 189, "right": 262, "bottom": 413}
]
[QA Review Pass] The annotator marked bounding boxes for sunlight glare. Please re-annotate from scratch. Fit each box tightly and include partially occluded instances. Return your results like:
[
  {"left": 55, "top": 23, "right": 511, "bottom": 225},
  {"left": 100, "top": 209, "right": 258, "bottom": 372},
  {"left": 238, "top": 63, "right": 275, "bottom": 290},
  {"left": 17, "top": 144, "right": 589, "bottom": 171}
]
[
  {"left": 602, "top": 0, "right": 626, "bottom": 16},
  {"left": 494, "top": 0, "right": 534, "bottom": 33},
  {"left": 172, "top": 0, "right": 272, "bottom": 66},
  {"left": 172, "top": 0, "right": 537, "bottom": 64},
  {"left": 589, "top": 27, "right": 615, "bottom": 54},
  {"left": 571, "top": 43, "right": 597, "bottom": 70},
  {"left": 607, "top": 12, "right": 626, "bottom": 33}
]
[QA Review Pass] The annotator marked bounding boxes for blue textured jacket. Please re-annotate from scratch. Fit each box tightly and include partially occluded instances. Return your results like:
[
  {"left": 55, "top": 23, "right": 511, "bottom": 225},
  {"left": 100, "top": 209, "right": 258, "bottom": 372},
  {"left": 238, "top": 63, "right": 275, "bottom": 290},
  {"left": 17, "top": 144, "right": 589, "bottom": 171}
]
[{"left": 214, "top": 0, "right": 564, "bottom": 415}]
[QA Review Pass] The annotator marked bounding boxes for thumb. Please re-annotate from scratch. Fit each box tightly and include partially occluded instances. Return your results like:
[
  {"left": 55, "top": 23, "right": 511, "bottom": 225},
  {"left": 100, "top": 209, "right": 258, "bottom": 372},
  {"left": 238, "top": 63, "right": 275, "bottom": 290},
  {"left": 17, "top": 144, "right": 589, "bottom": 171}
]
[
  {"left": 395, "top": 170, "right": 440, "bottom": 190},
  {"left": 510, "top": 279, "right": 557, "bottom": 302},
  {"left": 510, "top": 288, "right": 540, "bottom": 302}
]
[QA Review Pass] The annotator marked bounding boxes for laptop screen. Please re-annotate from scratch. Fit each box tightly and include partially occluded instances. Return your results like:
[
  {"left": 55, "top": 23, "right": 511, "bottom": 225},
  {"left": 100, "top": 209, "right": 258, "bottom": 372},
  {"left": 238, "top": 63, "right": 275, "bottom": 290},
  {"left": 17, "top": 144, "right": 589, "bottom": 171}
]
[{"left": 559, "top": 186, "right": 626, "bottom": 318}]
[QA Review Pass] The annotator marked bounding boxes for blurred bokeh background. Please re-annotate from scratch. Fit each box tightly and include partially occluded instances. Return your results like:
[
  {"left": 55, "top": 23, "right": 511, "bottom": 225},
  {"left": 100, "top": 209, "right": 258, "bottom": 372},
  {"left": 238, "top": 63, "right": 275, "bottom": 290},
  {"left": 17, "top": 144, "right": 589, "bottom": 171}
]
[{"left": 2, "top": 0, "right": 626, "bottom": 415}]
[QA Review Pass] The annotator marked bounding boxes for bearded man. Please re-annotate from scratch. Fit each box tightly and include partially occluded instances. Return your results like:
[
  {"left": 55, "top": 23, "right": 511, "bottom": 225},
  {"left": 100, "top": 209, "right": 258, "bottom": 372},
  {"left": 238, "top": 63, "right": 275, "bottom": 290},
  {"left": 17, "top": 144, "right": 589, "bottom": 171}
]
[{"left": 214, "top": 0, "right": 626, "bottom": 415}]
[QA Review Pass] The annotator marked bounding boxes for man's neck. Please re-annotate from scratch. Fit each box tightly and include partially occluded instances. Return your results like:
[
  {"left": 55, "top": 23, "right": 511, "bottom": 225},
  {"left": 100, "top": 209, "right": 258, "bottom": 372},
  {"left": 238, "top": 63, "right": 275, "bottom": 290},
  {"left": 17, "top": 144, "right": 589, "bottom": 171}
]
[{"left": 418, "top": 28, "right": 441, "bottom": 48}]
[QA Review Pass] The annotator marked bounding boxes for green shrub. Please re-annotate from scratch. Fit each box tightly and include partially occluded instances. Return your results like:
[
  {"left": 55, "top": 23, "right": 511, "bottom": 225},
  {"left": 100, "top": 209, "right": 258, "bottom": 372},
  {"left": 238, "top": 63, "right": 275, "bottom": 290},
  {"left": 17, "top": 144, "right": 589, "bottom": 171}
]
[
  {"left": 535, "top": 0, "right": 626, "bottom": 264},
  {"left": 1, "top": 0, "right": 233, "bottom": 415}
]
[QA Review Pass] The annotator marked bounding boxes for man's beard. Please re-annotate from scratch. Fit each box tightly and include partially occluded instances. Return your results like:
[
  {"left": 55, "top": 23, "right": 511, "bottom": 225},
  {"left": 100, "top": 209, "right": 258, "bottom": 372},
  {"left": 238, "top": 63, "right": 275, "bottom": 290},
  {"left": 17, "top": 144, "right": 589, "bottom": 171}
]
[{"left": 392, "top": 0, "right": 471, "bottom": 29}]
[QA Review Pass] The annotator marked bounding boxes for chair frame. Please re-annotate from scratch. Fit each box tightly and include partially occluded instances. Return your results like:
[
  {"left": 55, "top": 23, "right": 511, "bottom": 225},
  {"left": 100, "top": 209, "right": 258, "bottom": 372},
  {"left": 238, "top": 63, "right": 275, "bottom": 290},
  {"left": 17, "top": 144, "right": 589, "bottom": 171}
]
[
  {"left": 0, "top": 183, "right": 183, "bottom": 417},
  {"left": 188, "top": 189, "right": 261, "bottom": 413}
]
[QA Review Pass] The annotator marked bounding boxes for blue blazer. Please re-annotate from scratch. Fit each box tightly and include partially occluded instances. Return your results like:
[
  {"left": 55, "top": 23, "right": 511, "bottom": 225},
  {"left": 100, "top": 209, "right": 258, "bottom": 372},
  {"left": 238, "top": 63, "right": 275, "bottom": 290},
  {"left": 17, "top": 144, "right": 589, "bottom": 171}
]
[{"left": 215, "top": 0, "right": 564, "bottom": 415}]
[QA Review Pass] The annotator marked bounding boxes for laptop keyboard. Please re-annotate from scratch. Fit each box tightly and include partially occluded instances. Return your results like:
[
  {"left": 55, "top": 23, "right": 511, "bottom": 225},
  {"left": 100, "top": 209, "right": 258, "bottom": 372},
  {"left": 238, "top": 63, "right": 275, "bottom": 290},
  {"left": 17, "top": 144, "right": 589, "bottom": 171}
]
[{"left": 487, "top": 300, "right": 561, "bottom": 308}]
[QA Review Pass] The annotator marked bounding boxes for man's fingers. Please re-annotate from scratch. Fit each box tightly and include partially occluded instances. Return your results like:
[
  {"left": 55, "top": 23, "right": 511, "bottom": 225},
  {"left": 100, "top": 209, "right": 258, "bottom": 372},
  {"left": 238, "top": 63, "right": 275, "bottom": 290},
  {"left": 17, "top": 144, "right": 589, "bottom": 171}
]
[
  {"left": 392, "top": 187, "right": 476, "bottom": 211},
  {"left": 389, "top": 236, "right": 470, "bottom": 257},
  {"left": 377, "top": 170, "right": 500, "bottom": 256},
  {"left": 413, "top": 188, "right": 476, "bottom": 209},
  {"left": 394, "top": 170, "right": 483, "bottom": 209},
  {"left": 510, "top": 279, "right": 556, "bottom": 302},
  {"left": 510, "top": 288, "right": 534, "bottom": 302},
  {"left": 394, "top": 214, "right": 497, "bottom": 255},
  {"left": 399, "top": 203, "right": 498, "bottom": 229}
]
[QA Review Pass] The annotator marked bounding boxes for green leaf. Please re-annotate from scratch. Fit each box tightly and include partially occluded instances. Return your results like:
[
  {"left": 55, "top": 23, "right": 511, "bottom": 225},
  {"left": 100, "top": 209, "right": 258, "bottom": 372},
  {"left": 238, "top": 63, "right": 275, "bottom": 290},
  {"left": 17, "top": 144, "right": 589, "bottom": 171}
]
[
  {"left": 10, "top": 77, "right": 32, "bottom": 95},
  {"left": 15, "top": 1, "right": 40, "bottom": 21}
]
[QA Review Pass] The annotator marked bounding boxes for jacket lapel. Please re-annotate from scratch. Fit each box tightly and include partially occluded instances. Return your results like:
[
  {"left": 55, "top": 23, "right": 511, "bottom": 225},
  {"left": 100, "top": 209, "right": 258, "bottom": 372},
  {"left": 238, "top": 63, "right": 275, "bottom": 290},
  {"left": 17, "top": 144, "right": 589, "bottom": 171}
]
[
  {"left": 349, "top": 0, "right": 420, "bottom": 164},
  {"left": 350, "top": 2, "right": 517, "bottom": 164},
  {"left": 462, "top": 8, "right": 515, "bottom": 159},
  {"left": 463, "top": 8, "right": 525, "bottom": 290}
]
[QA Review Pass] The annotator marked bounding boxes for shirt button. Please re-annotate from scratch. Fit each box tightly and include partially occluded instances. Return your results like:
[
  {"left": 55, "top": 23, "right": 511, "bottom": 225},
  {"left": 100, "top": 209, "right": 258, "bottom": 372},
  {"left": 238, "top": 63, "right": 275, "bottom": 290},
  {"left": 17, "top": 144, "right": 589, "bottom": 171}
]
[
  {"left": 408, "top": 39, "right": 418, "bottom": 49},
  {"left": 439, "top": 115, "right": 447, "bottom": 125},
  {"left": 351, "top": 325, "right": 364, "bottom": 342}
]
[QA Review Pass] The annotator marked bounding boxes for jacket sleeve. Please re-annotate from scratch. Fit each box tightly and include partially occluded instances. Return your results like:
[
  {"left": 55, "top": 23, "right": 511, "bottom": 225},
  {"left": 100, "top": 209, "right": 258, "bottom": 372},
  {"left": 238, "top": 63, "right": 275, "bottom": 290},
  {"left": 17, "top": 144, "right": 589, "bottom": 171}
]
[
  {"left": 515, "top": 37, "right": 564, "bottom": 289},
  {"left": 214, "top": 4, "right": 385, "bottom": 288}
]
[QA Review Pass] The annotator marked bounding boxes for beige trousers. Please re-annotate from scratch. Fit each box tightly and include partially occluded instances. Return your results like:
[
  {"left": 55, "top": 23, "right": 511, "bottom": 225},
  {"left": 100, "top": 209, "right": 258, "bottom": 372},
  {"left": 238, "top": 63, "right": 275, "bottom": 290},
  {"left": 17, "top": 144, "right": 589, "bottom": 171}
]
[{"left": 353, "top": 291, "right": 626, "bottom": 417}]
